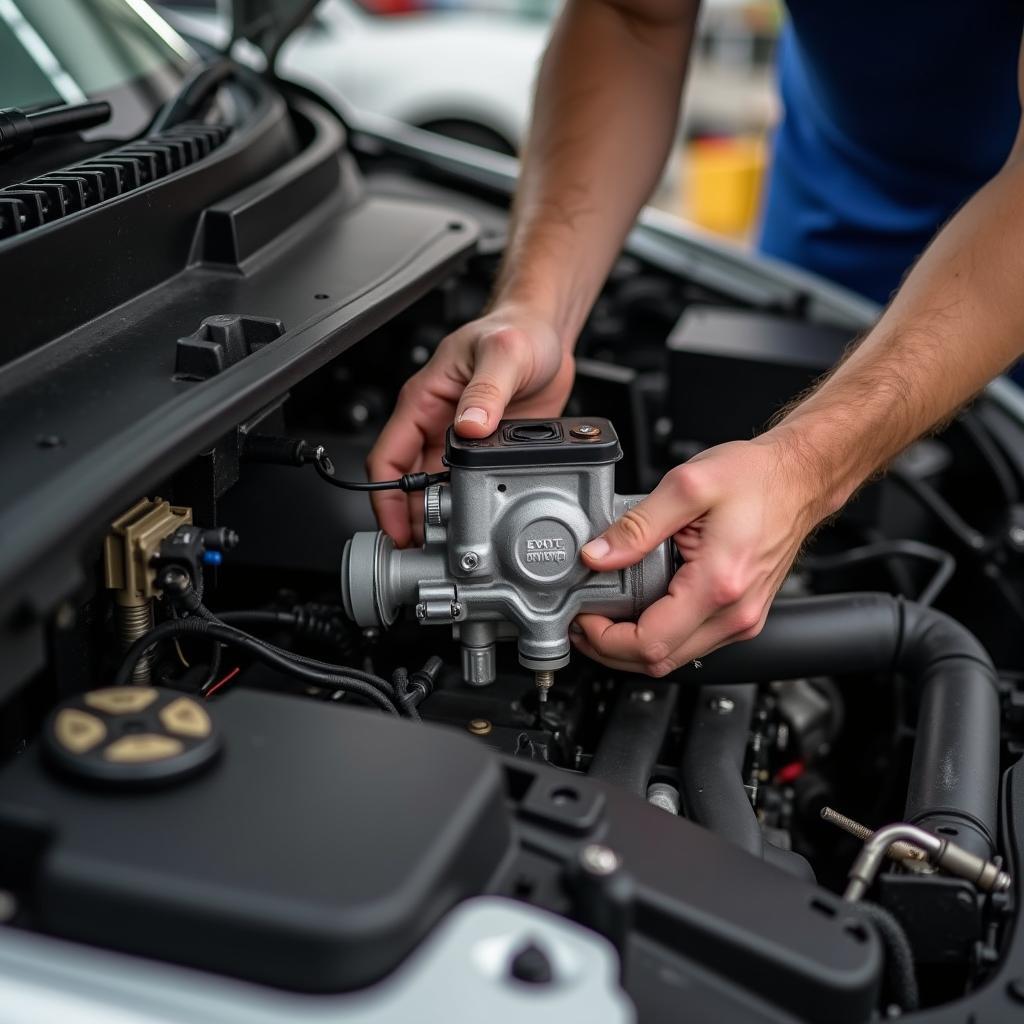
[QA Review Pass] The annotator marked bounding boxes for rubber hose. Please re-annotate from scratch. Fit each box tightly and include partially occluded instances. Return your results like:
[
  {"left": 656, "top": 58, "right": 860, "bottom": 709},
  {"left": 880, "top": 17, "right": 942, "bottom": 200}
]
[{"left": 676, "top": 594, "right": 1000, "bottom": 858}]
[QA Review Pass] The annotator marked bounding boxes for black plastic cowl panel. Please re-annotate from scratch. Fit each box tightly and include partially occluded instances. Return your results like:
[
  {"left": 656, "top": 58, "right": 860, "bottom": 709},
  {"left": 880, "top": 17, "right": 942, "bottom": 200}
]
[
  {"left": 0, "top": 91, "right": 478, "bottom": 700},
  {"left": 0, "top": 67, "right": 297, "bottom": 369}
]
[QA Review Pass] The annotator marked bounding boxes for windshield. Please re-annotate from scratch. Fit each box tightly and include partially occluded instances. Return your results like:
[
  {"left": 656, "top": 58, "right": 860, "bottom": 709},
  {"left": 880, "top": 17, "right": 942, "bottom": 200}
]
[{"left": 0, "top": 0, "right": 196, "bottom": 134}]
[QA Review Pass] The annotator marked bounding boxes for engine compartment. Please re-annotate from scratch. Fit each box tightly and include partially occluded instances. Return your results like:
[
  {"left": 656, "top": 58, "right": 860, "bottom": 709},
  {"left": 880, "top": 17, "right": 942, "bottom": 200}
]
[{"left": 0, "top": 80, "right": 1022, "bottom": 1023}]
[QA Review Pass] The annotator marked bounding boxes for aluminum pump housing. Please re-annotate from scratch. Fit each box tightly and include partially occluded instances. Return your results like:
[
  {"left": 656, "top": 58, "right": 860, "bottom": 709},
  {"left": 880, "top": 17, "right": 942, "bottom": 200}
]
[{"left": 341, "top": 418, "right": 674, "bottom": 695}]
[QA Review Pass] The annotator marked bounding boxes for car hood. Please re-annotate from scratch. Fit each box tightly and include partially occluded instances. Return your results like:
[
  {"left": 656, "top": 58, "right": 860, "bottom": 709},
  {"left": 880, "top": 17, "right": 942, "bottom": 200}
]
[{"left": 229, "top": 0, "right": 319, "bottom": 65}]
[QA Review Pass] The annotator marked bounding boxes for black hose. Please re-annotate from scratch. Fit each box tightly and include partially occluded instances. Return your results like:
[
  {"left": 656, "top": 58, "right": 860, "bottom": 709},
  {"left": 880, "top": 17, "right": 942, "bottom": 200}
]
[
  {"left": 677, "top": 594, "right": 1000, "bottom": 859},
  {"left": 801, "top": 539, "right": 955, "bottom": 607},
  {"left": 856, "top": 902, "right": 919, "bottom": 1012},
  {"left": 589, "top": 678, "right": 678, "bottom": 796},
  {"left": 115, "top": 618, "right": 399, "bottom": 715},
  {"left": 679, "top": 682, "right": 814, "bottom": 880}
]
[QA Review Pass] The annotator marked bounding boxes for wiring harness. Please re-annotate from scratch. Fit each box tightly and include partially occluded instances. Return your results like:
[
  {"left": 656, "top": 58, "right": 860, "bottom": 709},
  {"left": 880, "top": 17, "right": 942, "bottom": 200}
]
[{"left": 115, "top": 567, "right": 439, "bottom": 719}]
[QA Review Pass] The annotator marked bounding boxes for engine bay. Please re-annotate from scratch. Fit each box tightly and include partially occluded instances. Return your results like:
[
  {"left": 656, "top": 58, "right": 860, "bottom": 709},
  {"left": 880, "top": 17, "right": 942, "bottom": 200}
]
[{"left": 0, "top": 72, "right": 1022, "bottom": 1023}]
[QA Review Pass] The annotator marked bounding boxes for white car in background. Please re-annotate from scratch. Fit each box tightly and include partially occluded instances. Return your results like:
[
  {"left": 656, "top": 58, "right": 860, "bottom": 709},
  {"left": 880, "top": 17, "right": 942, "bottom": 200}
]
[{"left": 160, "top": 0, "right": 549, "bottom": 154}]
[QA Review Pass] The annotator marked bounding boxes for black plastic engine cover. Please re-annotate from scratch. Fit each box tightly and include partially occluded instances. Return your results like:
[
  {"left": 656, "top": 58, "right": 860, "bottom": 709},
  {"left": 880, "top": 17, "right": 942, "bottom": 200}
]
[{"left": 0, "top": 690, "right": 510, "bottom": 992}]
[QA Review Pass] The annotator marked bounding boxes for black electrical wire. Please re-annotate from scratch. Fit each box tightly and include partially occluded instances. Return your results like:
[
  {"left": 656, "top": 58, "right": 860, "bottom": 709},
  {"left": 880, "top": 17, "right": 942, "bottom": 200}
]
[
  {"left": 887, "top": 469, "right": 988, "bottom": 552},
  {"left": 239, "top": 434, "right": 448, "bottom": 493},
  {"left": 856, "top": 901, "right": 919, "bottom": 1012},
  {"left": 313, "top": 450, "right": 449, "bottom": 493},
  {"left": 192, "top": 601, "right": 393, "bottom": 700},
  {"left": 217, "top": 606, "right": 355, "bottom": 652},
  {"left": 158, "top": 572, "right": 395, "bottom": 702},
  {"left": 801, "top": 539, "right": 955, "bottom": 607},
  {"left": 115, "top": 618, "right": 399, "bottom": 715},
  {"left": 959, "top": 410, "right": 1020, "bottom": 505}
]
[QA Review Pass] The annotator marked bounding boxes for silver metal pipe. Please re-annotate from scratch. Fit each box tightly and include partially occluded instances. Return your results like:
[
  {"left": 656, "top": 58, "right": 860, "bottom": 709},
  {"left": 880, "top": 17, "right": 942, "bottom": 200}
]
[{"left": 844, "top": 822, "right": 1011, "bottom": 902}]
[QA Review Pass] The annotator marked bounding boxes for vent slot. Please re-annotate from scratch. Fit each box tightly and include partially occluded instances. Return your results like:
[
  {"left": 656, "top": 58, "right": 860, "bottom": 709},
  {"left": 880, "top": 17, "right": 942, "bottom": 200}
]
[{"left": 0, "top": 122, "right": 231, "bottom": 240}]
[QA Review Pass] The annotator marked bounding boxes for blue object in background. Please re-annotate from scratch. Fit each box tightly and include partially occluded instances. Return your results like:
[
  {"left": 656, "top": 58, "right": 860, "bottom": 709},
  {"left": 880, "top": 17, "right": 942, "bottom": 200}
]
[{"left": 760, "top": 1, "right": 1023, "bottom": 308}]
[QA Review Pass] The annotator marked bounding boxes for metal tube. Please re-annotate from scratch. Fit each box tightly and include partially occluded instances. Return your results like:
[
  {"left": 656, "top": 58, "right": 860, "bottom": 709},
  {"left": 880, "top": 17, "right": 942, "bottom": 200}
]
[{"left": 843, "top": 822, "right": 1011, "bottom": 902}]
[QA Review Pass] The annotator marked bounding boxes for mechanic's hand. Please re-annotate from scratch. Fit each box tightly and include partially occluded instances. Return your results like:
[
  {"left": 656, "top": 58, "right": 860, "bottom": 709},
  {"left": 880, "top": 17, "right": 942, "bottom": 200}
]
[
  {"left": 367, "top": 303, "right": 575, "bottom": 547},
  {"left": 572, "top": 435, "right": 827, "bottom": 676}
]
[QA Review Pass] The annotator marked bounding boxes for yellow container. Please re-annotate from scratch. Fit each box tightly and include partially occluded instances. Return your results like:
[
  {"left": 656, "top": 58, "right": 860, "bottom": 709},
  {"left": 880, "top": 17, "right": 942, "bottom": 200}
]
[{"left": 685, "top": 136, "right": 768, "bottom": 240}]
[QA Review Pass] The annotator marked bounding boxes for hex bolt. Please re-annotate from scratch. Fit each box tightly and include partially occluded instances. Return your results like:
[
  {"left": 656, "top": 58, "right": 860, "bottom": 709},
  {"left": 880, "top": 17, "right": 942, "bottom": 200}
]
[
  {"left": 708, "top": 695, "right": 734, "bottom": 714},
  {"left": 580, "top": 843, "right": 621, "bottom": 876},
  {"left": 460, "top": 551, "right": 480, "bottom": 572}
]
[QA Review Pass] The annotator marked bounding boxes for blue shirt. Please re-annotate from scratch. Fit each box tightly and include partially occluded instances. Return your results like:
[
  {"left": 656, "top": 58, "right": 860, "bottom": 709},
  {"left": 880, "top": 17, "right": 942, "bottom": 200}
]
[{"left": 759, "top": 2, "right": 1024, "bottom": 305}]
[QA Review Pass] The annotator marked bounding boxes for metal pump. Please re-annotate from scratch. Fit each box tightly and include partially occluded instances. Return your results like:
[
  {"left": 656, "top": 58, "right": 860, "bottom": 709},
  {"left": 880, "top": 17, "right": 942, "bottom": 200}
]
[{"left": 341, "top": 418, "right": 674, "bottom": 703}]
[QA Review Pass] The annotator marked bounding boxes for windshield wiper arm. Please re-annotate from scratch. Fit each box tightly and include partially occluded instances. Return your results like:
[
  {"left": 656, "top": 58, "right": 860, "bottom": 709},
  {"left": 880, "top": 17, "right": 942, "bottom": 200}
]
[{"left": 0, "top": 100, "right": 112, "bottom": 160}]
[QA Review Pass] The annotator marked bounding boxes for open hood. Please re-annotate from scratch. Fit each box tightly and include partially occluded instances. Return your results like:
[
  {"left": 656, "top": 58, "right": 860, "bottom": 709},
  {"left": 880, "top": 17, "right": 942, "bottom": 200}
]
[{"left": 227, "top": 0, "right": 320, "bottom": 67}]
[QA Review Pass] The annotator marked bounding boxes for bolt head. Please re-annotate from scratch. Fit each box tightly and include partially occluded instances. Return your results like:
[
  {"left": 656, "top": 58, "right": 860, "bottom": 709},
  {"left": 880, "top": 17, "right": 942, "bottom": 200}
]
[
  {"left": 414, "top": 603, "right": 427, "bottom": 621},
  {"left": 460, "top": 551, "right": 480, "bottom": 572},
  {"left": 580, "top": 843, "right": 620, "bottom": 876},
  {"left": 467, "top": 718, "right": 492, "bottom": 736},
  {"left": 570, "top": 423, "right": 602, "bottom": 440},
  {"left": 709, "top": 695, "right": 735, "bottom": 714}
]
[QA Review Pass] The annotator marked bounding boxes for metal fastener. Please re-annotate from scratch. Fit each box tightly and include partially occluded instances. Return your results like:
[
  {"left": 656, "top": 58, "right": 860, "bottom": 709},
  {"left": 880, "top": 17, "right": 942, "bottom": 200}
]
[
  {"left": 820, "top": 806, "right": 927, "bottom": 862},
  {"left": 630, "top": 689, "right": 655, "bottom": 703},
  {"left": 708, "top": 695, "right": 735, "bottom": 715},
  {"left": 570, "top": 423, "right": 602, "bottom": 440},
  {"left": 535, "top": 670, "right": 555, "bottom": 704},
  {"left": 468, "top": 719, "right": 492, "bottom": 736},
  {"left": 460, "top": 551, "right": 480, "bottom": 572},
  {"left": 647, "top": 782, "right": 681, "bottom": 815},
  {"left": 580, "top": 843, "right": 621, "bottom": 876},
  {"left": 414, "top": 603, "right": 427, "bottom": 621}
]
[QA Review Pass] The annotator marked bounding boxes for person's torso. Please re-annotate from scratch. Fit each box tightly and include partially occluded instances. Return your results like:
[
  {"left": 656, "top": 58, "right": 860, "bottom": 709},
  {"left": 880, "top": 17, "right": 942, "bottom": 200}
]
[{"left": 760, "top": 0, "right": 1024, "bottom": 302}]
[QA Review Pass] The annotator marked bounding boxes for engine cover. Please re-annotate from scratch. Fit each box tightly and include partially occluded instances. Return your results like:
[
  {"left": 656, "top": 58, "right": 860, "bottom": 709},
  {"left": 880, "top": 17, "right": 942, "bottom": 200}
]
[{"left": 0, "top": 689, "right": 510, "bottom": 993}]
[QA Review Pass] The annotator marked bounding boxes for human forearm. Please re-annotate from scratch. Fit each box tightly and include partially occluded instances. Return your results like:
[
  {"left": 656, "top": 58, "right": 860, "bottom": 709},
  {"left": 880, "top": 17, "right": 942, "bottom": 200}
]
[
  {"left": 494, "top": 0, "right": 697, "bottom": 345},
  {"left": 771, "top": 158, "right": 1024, "bottom": 518},
  {"left": 576, "top": 152, "right": 1024, "bottom": 675}
]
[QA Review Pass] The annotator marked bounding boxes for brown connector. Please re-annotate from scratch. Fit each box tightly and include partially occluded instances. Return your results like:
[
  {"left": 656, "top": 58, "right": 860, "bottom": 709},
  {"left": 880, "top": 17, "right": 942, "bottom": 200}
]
[{"left": 104, "top": 498, "right": 191, "bottom": 683}]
